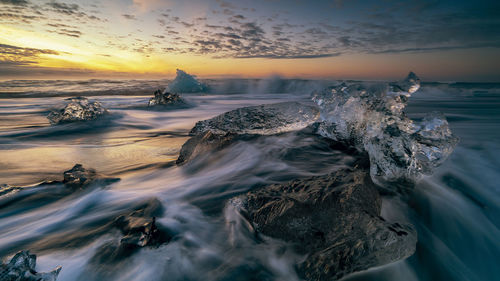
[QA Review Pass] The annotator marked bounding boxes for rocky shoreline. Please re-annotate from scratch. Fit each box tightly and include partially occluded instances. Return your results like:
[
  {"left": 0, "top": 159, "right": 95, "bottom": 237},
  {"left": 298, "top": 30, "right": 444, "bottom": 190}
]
[{"left": 1, "top": 72, "right": 459, "bottom": 281}]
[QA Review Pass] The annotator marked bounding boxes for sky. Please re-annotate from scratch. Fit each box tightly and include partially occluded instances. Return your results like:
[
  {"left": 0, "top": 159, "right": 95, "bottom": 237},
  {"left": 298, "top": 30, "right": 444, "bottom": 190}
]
[{"left": 0, "top": 0, "right": 499, "bottom": 81}]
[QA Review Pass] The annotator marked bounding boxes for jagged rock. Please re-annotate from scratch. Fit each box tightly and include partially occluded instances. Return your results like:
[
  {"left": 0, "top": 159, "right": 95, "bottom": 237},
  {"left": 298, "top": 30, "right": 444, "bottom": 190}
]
[
  {"left": 0, "top": 251, "right": 61, "bottom": 281},
  {"left": 148, "top": 89, "right": 186, "bottom": 106},
  {"left": 0, "top": 165, "right": 117, "bottom": 198},
  {"left": 91, "top": 198, "right": 171, "bottom": 264},
  {"left": 177, "top": 102, "right": 320, "bottom": 164},
  {"left": 227, "top": 168, "right": 417, "bottom": 281},
  {"left": 47, "top": 97, "right": 108, "bottom": 125},
  {"left": 62, "top": 164, "right": 98, "bottom": 188},
  {"left": 312, "top": 72, "right": 458, "bottom": 186},
  {"left": 114, "top": 216, "right": 169, "bottom": 248}
]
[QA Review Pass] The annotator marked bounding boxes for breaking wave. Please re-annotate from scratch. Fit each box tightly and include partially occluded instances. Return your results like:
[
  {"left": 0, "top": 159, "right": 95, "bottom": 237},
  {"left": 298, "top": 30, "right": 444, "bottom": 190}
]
[{"left": 167, "top": 69, "right": 208, "bottom": 93}]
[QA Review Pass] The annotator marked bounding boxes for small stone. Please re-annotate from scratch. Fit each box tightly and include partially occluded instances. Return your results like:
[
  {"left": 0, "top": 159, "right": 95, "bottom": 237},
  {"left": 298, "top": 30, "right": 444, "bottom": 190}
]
[
  {"left": 148, "top": 89, "right": 186, "bottom": 106},
  {"left": 90, "top": 199, "right": 171, "bottom": 264},
  {"left": 62, "top": 164, "right": 97, "bottom": 188}
]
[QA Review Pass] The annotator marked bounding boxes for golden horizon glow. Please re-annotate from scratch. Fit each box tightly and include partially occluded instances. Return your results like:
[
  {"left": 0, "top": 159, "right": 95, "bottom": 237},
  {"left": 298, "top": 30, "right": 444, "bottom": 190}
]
[{"left": 1, "top": 0, "right": 499, "bottom": 82}]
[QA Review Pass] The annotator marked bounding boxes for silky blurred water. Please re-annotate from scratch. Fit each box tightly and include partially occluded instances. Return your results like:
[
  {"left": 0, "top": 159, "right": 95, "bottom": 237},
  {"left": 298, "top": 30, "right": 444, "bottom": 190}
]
[{"left": 0, "top": 79, "right": 498, "bottom": 281}]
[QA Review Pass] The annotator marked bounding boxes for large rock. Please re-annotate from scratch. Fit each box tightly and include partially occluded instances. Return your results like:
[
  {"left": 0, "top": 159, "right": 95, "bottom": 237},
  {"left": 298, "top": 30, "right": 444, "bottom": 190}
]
[
  {"left": 177, "top": 102, "right": 319, "bottom": 164},
  {"left": 148, "top": 89, "right": 186, "bottom": 106},
  {"left": 0, "top": 251, "right": 61, "bottom": 281},
  {"left": 47, "top": 97, "right": 108, "bottom": 125},
  {"left": 227, "top": 168, "right": 417, "bottom": 280}
]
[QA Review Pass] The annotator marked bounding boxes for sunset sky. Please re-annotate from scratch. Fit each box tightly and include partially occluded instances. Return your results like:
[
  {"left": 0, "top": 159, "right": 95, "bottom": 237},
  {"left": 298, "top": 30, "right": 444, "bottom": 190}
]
[{"left": 0, "top": 0, "right": 499, "bottom": 81}]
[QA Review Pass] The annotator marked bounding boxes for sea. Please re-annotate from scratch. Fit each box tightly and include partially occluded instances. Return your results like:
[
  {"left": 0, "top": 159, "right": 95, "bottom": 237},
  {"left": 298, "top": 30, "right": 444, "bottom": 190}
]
[{"left": 0, "top": 78, "right": 498, "bottom": 281}]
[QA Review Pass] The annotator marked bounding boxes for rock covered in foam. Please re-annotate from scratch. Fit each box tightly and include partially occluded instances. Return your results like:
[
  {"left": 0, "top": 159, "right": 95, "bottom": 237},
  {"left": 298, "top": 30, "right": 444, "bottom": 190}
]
[
  {"left": 226, "top": 168, "right": 417, "bottom": 280},
  {"left": 148, "top": 89, "right": 186, "bottom": 106},
  {"left": 0, "top": 251, "right": 61, "bottom": 281},
  {"left": 167, "top": 69, "right": 208, "bottom": 93},
  {"left": 47, "top": 97, "right": 108, "bottom": 125},
  {"left": 312, "top": 72, "right": 458, "bottom": 186},
  {"left": 177, "top": 102, "right": 320, "bottom": 164}
]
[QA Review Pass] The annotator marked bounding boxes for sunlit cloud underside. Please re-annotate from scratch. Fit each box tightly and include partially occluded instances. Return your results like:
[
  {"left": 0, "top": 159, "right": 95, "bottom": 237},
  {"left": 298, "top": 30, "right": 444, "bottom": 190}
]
[{"left": 0, "top": 0, "right": 499, "bottom": 81}]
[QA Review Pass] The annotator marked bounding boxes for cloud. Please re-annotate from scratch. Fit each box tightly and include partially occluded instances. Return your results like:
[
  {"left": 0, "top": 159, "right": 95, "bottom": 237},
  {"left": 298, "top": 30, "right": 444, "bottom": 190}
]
[
  {"left": 122, "top": 14, "right": 136, "bottom": 20},
  {"left": 0, "top": 43, "right": 59, "bottom": 60},
  {"left": 46, "top": 1, "right": 80, "bottom": 15},
  {"left": 234, "top": 53, "right": 342, "bottom": 59},
  {"left": 54, "top": 28, "right": 82, "bottom": 38},
  {"left": 371, "top": 44, "right": 500, "bottom": 54},
  {"left": 0, "top": 0, "right": 29, "bottom": 6},
  {"left": 0, "top": 63, "right": 95, "bottom": 77},
  {"left": 43, "top": 1, "right": 105, "bottom": 21},
  {"left": 0, "top": 44, "right": 68, "bottom": 76}
]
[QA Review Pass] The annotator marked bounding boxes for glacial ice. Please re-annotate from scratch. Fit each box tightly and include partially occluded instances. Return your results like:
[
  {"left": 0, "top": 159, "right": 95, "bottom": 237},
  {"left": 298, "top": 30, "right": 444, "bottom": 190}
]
[
  {"left": 47, "top": 97, "right": 108, "bottom": 125},
  {"left": 177, "top": 102, "right": 320, "bottom": 164},
  {"left": 190, "top": 101, "right": 320, "bottom": 136},
  {"left": 312, "top": 72, "right": 458, "bottom": 186},
  {"left": 0, "top": 251, "right": 61, "bottom": 281},
  {"left": 167, "top": 69, "right": 208, "bottom": 93}
]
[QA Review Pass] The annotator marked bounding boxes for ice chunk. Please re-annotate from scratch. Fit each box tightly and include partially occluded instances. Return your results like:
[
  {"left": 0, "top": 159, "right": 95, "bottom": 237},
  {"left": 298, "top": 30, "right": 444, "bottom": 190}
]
[
  {"left": 47, "top": 97, "right": 108, "bottom": 125},
  {"left": 148, "top": 89, "right": 186, "bottom": 106},
  {"left": 177, "top": 102, "right": 320, "bottom": 164},
  {"left": 1, "top": 251, "right": 61, "bottom": 281},
  {"left": 167, "top": 69, "right": 208, "bottom": 93},
  {"left": 312, "top": 72, "right": 458, "bottom": 186},
  {"left": 190, "top": 101, "right": 320, "bottom": 136}
]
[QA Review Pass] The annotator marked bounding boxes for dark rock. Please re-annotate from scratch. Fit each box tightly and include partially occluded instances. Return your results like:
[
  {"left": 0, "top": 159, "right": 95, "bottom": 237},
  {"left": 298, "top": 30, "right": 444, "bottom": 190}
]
[
  {"left": 91, "top": 199, "right": 171, "bottom": 264},
  {"left": 176, "top": 131, "right": 248, "bottom": 164},
  {"left": 228, "top": 168, "right": 417, "bottom": 280},
  {"left": 47, "top": 97, "right": 108, "bottom": 125},
  {"left": 0, "top": 251, "right": 61, "bottom": 281},
  {"left": 177, "top": 102, "right": 319, "bottom": 164},
  {"left": 148, "top": 89, "right": 186, "bottom": 106},
  {"left": 62, "top": 164, "right": 97, "bottom": 188},
  {"left": 0, "top": 165, "right": 117, "bottom": 202},
  {"left": 114, "top": 215, "right": 170, "bottom": 248}
]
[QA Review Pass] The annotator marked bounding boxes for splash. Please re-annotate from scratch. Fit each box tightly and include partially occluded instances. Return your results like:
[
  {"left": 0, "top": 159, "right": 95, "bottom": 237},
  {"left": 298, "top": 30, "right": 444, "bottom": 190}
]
[
  {"left": 312, "top": 72, "right": 458, "bottom": 186},
  {"left": 167, "top": 69, "right": 208, "bottom": 93}
]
